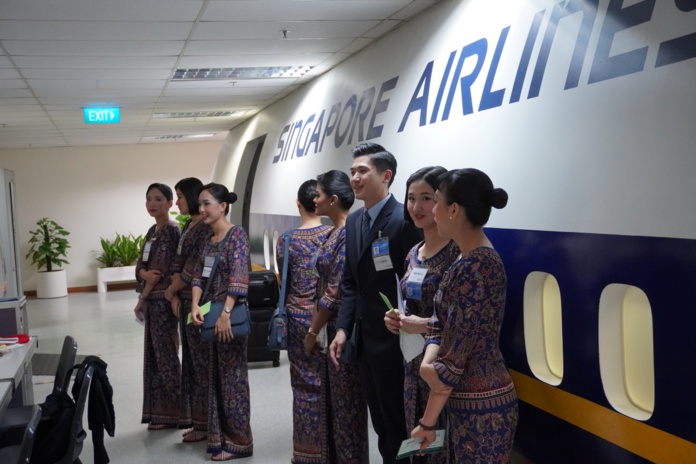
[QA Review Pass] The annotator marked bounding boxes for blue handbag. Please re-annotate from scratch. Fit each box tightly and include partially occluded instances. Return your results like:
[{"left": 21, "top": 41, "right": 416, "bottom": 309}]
[
  {"left": 199, "top": 228, "right": 251, "bottom": 342},
  {"left": 268, "top": 232, "right": 290, "bottom": 351},
  {"left": 201, "top": 300, "right": 250, "bottom": 342}
]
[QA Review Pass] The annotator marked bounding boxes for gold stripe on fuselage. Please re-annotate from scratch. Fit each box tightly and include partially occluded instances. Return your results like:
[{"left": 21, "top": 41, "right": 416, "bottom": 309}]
[{"left": 509, "top": 369, "right": 696, "bottom": 464}]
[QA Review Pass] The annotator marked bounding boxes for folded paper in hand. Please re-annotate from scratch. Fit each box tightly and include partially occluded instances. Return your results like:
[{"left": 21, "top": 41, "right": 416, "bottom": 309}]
[
  {"left": 135, "top": 310, "right": 145, "bottom": 327},
  {"left": 396, "top": 429, "right": 445, "bottom": 460},
  {"left": 380, "top": 275, "right": 426, "bottom": 363}
]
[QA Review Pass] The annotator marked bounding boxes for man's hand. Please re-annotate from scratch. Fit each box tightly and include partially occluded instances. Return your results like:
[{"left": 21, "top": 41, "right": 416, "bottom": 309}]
[
  {"left": 329, "top": 329, "right": 347, "bottom": 370},
  {"left": 384, "top": 309, "right": 401, "bottom": 335}
]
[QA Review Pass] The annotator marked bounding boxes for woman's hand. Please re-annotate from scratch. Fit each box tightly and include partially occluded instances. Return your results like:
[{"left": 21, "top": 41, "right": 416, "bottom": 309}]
[
  {"left": 399, "top": 314, "right": 428, "bottom": 334},
  {"left": 190, "top": 304, "right": 205, "bottom": 326},
  {"left": 134, "top": 298, "right": 145, "bottom": 321},
  {"left": 170, "top": 295, "right": 181, "bottom": 319},
  {"left": 141, "top": 269, "right": 162, "bottom": 286},
  {"left": 163, "top": 286, "right": 175, "bottom": 302},
  {"left": 304, "top": 332, "right": 320, "bottom": 356},
  {"left": 384, "top": 309, "right": 401, "bottom": 335},
  {"left": 216, "top": 311, "right": 233, "bottom": 343},
  {"left": 411, "top": 425, "right": 437, "bottom": 452}
]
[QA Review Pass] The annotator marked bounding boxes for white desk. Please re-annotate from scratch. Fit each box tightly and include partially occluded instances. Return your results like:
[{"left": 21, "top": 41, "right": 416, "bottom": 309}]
[
  {"left": 0, "top": 336, "right": 38, "bottom": 412},
  {"left": 0, "top": 380, "right": 12, "bottom": 417}
]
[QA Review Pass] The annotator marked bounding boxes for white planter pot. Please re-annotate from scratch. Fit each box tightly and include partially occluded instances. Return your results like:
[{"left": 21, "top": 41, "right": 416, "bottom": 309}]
[
  {"left": 36, "top": 269, "right": 68, "bottom": 299},
  {"left": 97, "top": 265, "right": 137, "bottom": 293}
]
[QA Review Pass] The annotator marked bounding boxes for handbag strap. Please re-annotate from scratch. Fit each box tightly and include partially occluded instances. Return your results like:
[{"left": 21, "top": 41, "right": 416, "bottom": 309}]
[
  {"left": 200, "top": 227, "right": 235, "bottom": 305},
  {"left": 277, "top": 232, "right": 291, "bottom": 317}
]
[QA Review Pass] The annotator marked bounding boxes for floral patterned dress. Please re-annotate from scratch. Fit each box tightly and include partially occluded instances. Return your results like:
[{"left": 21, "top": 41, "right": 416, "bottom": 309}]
[
  {"left": 427, "top": 247, "right": 518, "bottom": 463},
  {"left": 137, "top": 221, "right": 181, "bottom": 426},
  {"left": 173, "top": 218, "right": 212, "bottom": 431},
  {"left": 400, "top": 240, "right": 458, "bottom": 464},
  {"left": 276, "top": 225, "right": 332, "bottom": 464},
  {"left": 192, "top": 225, "right": 253, "bottom": 458},
  {"left": 314, "top": 226, "right": 368, "bottom": 463}
]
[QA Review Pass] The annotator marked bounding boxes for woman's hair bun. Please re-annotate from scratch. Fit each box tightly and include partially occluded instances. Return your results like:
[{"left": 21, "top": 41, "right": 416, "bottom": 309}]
[
  {"left": 228, "top": 192, "right": 238, "bottom": 205},
  {"left": 488, "top": 188, "right": 508, "bottom": 209}
]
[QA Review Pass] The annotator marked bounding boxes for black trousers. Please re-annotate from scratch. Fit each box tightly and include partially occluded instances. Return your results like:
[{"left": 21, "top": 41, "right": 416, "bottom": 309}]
[{"left": 358, "top": 360, "right": 407, "bottom": 464}]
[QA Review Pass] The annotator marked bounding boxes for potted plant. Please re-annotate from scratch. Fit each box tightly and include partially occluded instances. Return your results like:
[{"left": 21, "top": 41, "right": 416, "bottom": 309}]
[
  {"left": 94, "top": 233, "right": 145, "bottom": 293},
  {"left": 26, "top": 217, "right": 70, "bottom": 298},
  {"left": 170, "top": 210, "right": 190, "bottom": 229}
]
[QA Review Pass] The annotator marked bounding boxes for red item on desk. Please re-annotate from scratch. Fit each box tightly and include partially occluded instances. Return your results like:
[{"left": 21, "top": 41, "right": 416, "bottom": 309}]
[{"left": 8, "top": 333, "right": 30, "bottom": 343}]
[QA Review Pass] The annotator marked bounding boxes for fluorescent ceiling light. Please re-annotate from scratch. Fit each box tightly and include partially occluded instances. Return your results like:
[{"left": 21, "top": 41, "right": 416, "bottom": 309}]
[
  {"left": 186, "top": 133, "right": 215, "bottom": 139},
  {"left": 143, "top": 134, "right": 214, "bottom": 141},
  {"left": 153, "top": 111, "right": 240, "bottom": 119},
  {"left": 172, "top": 66, "right": 313, "bottom": 80},
  {"left": 143, "top": 135, "right": 185, "bottom": 141}
]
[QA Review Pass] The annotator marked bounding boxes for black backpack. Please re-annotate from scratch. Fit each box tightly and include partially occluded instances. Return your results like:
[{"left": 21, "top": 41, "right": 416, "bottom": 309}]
[{"left": 30, "top": 367, "right": 79, "bottom": 463}]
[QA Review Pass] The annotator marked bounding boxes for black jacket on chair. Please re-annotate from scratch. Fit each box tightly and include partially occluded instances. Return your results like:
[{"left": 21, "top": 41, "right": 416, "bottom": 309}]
[{"left": 72, "top": 355, "right": 115, "bottom": 464}]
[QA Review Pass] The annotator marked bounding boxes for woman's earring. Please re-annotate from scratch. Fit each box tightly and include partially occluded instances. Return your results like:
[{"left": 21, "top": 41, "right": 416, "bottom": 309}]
[{"left": 449, "top": 216, "right": 452, "bottom": 220}]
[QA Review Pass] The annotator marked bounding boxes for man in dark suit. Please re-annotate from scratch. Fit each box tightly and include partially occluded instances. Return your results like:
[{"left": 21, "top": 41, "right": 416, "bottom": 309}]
[{"left": 329, "top": 143, "right": 422, "bottom": 464}]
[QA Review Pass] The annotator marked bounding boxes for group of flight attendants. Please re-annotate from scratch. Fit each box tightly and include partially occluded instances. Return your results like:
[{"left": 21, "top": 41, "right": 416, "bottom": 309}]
[{"left": 133, "top": 142, "right": 519, "bottom": 463}]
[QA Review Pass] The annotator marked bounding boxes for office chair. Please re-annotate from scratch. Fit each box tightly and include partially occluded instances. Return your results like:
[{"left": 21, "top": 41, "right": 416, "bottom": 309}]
[
  {"left": 0, "top": 335, "right": 77, "bottom": 437},
  {"left": 0, "top": 404, "right": 42, "bottom": 464},
  {"left": 54, "top": 364, "right": 94, "bottom": 464}
]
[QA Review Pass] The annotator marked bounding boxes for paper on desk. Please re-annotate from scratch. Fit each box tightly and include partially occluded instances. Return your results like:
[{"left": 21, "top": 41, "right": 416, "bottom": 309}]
[{"left": 187, "top": 301, "right": 210, "bottom": 324}]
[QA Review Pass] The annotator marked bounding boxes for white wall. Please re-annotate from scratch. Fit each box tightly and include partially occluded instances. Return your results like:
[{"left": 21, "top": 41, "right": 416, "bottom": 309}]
[
  {"left": 0, "top": 142, "right": 219, "bottom": 291},
  {"left": 216, "top": 0, "right": 696, "bottom": 241}
]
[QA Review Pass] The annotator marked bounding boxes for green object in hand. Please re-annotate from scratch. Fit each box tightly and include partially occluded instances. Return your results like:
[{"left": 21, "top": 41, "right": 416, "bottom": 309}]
[{"left": 188, "top": 301, "right": 211, "bottom": 324}]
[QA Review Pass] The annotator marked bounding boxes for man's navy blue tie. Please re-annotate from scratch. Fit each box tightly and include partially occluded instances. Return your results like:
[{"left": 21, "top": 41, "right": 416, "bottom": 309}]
[{"left": 361, "top": 210, "right": 371, "bottom": 249}]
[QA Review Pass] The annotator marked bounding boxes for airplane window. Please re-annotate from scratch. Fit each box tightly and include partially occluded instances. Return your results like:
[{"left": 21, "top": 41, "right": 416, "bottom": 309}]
[
  {"left": 523, "top": 271, "right": 564, "bottom": 386},
  {"left": 272, "top": 230, "right": 280, "bottom": 274},
  {"left": 599, "top": 284, "right": 655, "bottom": 421},
  {"left": 263, "top": 229, "right": 271, "bottom": 270}
]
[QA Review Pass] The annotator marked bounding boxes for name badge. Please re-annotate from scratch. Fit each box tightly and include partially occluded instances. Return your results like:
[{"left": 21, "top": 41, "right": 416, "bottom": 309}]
[
  {"left": 202, "top": 255, "right": 215, "bottom": 278},
  {"left": 308, "top": 251, "right": 320, "bottom": 278},
  {"left": 309, "top": 251, "right": 319, "bottom": 269},
  {"left": 177, "top": 231, "right": 187, "bottom": 256},
  {"left": 405, "top": 266, "right": 428, "bottom": 300},
  {"left": 372, "top": 237, "right": 393, "bottom": 271},
  {"left": 142, "top": 241, "right": 152, "bottom": 262}
]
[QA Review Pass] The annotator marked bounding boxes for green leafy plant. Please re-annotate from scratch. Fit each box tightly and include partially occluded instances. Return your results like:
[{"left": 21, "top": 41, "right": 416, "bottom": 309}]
[
  {"left": 96, "top": 237, "right": 119, "bottom": 267},
  {"left": 26, "top": 217, "right": 71, "bottom": 272},
  {"left": 115, "top": 233, "right": 145, "bottom": 266},
  {"left": 170, "top": 210, "right": 190, "bottom": 230},
  {"left": 95, "top": 233, "right": 145, "bottom": 267}
]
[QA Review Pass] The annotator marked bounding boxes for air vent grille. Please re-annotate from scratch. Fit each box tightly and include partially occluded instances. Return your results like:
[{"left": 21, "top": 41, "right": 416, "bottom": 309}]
[{"left": 172, "top": 66, "right": 312, "bottom": 80}]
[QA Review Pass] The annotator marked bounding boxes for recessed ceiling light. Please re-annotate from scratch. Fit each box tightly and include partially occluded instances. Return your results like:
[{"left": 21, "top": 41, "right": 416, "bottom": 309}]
[
  {"left": 153, "top": 111, "right": 239, "bottom": 119},
  {"left": 143, "top": 135, "right": 185, "bottom": 141},
  {"left": 171, "top": 66, "right": 313, "bottom": 80},
  {"left": 186, "top": 134, "right": 214, "bottom": 139},
  {"left": 142, "top": 134, "right": 214, "bottom": 141}
]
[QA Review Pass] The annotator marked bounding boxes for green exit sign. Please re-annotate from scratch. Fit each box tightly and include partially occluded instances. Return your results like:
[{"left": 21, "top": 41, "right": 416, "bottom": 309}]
[{"left": 83, "top": 108, "right": 120, "bottom": 124}]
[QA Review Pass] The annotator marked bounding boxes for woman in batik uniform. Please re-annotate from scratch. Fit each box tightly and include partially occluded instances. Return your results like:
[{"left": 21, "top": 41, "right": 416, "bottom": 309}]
[
  {"left": 190, "top": 183, "right": 253, "bottom": 462},
  {"left": 412, "top": 169, "right": 518, "bottom": 463},
  {"left": 305, "top": 170, "right": 368, "bottom": 463},
  {"left": 384, "top": 166, "right": 456, "bottom": 464},
  {"left": 163, "top": 177, "right": 212, "bottom": 441},
  {"left": 135, "top": 182, "right": 181, "bottom": 430},
  {"left": 277, "top": 179, "right": 332, "bottom": 463}
]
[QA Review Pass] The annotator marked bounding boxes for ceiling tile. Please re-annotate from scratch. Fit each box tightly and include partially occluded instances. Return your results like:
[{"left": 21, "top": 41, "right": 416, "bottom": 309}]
[{"left": 0, "top": 0, "right": 441, "bottom": 148}]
